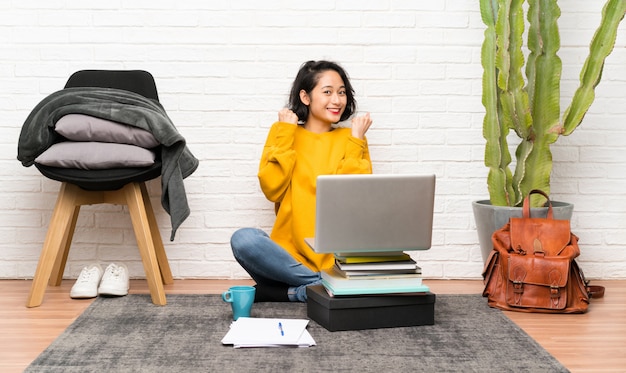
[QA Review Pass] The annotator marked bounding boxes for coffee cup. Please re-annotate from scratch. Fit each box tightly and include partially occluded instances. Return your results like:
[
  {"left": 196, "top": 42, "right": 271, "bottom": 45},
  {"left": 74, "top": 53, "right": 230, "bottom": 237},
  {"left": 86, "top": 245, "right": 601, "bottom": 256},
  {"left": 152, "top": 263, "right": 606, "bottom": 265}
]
[{"left": 221, "top": 285, "right": 256, "bottom": 320}]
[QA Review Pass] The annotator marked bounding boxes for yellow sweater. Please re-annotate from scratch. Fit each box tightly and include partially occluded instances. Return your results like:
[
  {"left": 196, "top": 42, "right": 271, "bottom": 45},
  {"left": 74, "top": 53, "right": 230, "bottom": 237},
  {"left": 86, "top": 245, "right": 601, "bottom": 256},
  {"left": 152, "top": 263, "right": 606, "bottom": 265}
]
[{"left": 258, "top": 122, "right": 372, "bottom": 272}]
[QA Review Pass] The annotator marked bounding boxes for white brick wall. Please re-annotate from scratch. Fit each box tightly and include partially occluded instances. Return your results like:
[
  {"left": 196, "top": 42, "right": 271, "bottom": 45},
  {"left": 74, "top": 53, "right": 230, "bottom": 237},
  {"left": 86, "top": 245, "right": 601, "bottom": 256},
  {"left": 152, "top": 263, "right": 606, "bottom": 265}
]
[{"left": 1, "top": 0, "right": 625, "bottom": 281}]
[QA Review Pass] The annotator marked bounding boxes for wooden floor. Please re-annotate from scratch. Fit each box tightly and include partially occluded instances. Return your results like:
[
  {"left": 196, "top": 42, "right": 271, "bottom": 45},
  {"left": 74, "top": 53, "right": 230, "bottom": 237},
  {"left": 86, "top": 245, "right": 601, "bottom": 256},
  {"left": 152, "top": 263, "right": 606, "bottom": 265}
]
[{"left": 0, "top": 279, "right": 623, "bottom": 373}]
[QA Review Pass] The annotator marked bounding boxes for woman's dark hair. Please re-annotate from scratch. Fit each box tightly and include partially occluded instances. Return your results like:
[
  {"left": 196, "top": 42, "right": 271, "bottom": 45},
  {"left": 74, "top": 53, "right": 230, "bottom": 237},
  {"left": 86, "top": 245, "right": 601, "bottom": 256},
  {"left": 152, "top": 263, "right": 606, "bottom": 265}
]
[{"left": 288, "top": 60, "right": 356, "bottom": 123}]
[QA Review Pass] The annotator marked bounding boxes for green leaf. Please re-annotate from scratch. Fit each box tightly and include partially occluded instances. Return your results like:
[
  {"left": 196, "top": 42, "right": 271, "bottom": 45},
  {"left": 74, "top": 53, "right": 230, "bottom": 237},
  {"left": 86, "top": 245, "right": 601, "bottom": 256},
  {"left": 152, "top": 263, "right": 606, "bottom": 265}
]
[
  {"left": 562, "top": 0, "right": 626, "bottom": 135},
  {"left": 481, "top": 0, "right": 514, "bottom": 205},
  {"left": 521, "top": 0, "right": 561, "bottom": 207}
]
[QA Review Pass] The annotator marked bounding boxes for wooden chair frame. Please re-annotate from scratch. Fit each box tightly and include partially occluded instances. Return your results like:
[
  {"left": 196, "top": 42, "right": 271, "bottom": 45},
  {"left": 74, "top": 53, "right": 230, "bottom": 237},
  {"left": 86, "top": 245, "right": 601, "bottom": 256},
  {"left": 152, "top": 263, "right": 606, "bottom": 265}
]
[{"left": 26, "top": 181, "right": 173, "bottom": 307}]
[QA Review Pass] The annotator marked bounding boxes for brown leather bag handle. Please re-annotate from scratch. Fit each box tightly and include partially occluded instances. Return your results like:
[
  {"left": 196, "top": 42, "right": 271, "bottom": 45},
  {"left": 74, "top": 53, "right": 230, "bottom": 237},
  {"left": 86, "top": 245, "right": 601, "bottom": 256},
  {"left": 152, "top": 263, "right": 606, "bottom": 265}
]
[
  {"left": 588, "top": 285, "right": 605, "bottom": 298},
  {"left": 523, "top": 189, "right": 554, "bottom": 220}
]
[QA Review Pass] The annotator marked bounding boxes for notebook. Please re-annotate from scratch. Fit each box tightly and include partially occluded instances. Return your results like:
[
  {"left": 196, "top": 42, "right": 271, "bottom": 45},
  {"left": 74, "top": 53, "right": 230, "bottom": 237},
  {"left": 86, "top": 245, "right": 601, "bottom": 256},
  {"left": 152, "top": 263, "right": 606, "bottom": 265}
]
[
  {"left": 221, "top": 317, "right": 315, "bottom": 348},
  {"left": 321, "top": 267, "right": 430, "bottom": 296},
  {"left": 305, "top": 174, "right": 436, "bottom": 254}
]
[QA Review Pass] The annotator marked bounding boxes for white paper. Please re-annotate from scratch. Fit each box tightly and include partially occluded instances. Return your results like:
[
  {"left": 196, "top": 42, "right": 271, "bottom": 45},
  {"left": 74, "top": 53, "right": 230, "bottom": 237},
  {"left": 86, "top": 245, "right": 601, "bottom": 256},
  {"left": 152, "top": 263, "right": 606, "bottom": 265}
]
[
  {"left": 232, "top": 330, "right": 316, "bottom": 348},
  {"left": 221, "top": 317, "right": 315, "bottom": 348}
]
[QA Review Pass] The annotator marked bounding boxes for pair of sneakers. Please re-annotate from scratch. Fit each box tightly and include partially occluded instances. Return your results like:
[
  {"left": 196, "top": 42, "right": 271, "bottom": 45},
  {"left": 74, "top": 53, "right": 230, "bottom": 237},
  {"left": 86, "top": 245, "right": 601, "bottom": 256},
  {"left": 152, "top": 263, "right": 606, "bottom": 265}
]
[{"left": 70, "top": 263, "right": 129, "bottom": 299}]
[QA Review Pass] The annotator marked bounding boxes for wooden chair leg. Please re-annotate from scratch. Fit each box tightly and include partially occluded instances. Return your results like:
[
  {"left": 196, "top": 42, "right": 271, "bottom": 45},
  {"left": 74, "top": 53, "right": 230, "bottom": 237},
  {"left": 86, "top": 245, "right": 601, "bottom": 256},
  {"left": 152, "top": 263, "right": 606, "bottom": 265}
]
[
  {"left": 49, "top": 205, "right": 80, "bottom": 286},
  {"left": 29, "top": 181, "right": 172, "bottom": 307},
  {"left": 124, "top": 182, "right": 167, "bottom": 306},
  {"left": 139, "top": 182, "right": 173, "bottom": 284},
  {"left": 27, "top": 183, "right": 80, "bottom": 308}
]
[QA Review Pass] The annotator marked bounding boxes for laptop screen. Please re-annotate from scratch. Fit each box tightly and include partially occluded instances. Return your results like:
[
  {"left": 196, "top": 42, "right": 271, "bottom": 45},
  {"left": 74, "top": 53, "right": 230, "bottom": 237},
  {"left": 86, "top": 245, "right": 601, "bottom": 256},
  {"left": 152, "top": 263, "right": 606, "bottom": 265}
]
[{"left": 305, "top": 174, "right": 436, "bottom": 254}]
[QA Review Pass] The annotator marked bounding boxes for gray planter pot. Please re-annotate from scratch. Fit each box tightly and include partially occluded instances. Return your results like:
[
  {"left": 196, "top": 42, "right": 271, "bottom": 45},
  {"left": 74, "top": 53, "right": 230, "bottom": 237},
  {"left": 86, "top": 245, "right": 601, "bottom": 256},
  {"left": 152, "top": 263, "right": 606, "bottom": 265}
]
[{"left": 472, "top": 200, "right": 574, "bottom": 264}]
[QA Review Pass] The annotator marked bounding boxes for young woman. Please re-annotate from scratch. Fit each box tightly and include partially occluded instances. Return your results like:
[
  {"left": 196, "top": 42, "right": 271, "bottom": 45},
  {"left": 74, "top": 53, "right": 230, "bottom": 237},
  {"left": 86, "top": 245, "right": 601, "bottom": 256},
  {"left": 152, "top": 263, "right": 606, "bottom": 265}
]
[{"left": 230, "top": 60, "right": 373, "bottom": 302}]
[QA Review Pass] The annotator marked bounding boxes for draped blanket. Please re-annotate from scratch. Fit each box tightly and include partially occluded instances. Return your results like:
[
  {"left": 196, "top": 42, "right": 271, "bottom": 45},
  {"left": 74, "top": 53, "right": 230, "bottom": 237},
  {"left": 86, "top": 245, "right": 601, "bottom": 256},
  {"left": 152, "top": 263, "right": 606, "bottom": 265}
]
[{"left": 17, "top": 87, "right": 199, "bottom": 240}]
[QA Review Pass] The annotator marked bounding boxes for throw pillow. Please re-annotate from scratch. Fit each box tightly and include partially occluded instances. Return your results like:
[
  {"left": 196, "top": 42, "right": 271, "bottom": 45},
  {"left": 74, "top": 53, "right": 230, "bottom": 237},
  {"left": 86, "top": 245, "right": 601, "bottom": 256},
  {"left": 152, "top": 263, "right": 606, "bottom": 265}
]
[
  {"left": 54, "top": 114, "right": 159, "bottom": 148},
  {"left": 35, "top": 142, "right": 156, "bottom": 170}
]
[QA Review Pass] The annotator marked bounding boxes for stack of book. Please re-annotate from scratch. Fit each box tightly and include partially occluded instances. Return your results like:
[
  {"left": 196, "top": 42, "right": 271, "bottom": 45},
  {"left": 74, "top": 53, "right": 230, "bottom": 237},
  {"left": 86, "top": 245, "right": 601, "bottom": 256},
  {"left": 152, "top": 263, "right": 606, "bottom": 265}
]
[{"left": 320, "top": 251, "right": 429, "bottom": 296}]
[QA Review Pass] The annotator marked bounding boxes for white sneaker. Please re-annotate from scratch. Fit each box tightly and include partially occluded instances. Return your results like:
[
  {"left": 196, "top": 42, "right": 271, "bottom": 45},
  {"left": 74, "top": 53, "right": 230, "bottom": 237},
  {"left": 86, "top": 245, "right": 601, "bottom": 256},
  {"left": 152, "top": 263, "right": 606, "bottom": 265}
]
[
  {"left": 98, "top": 263, "right": 129, "bottom": 296},
  {"left": 70, "top": 264, "right": 103, "bottom": 299}
]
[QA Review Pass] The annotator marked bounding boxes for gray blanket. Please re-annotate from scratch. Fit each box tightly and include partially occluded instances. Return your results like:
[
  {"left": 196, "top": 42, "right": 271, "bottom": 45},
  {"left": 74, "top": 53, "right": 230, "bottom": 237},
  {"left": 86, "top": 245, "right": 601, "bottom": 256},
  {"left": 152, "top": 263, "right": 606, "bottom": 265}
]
[{"left": 17, "top": 87, "right": 199, "bottom": 241}]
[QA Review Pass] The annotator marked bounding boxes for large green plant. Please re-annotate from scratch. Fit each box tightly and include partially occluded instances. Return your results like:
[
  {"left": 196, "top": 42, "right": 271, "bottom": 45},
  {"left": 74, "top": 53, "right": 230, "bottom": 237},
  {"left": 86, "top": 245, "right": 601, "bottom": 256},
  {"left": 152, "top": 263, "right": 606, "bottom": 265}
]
[{"left": 480, "top": 0, "right": 626, "bottom": 207}]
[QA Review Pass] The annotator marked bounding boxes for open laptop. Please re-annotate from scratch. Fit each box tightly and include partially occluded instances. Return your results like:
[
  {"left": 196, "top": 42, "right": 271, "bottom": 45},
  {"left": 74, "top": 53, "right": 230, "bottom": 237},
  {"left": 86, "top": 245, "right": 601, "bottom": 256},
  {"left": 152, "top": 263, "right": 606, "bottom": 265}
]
[{"left": 305, "top": 174, "right": 436, "bottom": 254}]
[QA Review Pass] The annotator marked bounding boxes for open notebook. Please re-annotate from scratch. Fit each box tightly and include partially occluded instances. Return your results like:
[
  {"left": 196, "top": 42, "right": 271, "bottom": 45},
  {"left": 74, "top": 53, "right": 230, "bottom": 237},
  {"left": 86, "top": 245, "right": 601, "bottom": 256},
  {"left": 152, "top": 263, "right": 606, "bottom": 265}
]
[{"left": 221, "top": 317, "right": 315, "bottom": 348}]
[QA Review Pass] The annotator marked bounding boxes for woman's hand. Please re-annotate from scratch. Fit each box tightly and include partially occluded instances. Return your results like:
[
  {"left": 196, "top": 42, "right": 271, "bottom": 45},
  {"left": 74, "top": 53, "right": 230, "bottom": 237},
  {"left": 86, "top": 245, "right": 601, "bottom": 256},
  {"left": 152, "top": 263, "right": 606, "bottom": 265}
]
[
  {"left": 278, "top": 108, "right": 299, "bottom": 125},
  {"left": 351, "top": 112, "right": 372, "bottom": 140}
]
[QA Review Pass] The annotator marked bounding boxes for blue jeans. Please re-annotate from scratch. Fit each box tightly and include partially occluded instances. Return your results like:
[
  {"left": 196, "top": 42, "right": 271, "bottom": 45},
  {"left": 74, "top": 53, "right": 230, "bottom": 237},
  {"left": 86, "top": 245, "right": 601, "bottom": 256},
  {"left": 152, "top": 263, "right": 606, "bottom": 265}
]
[{"left": 230, "top": 228, "right": 321, "bottom": 302}]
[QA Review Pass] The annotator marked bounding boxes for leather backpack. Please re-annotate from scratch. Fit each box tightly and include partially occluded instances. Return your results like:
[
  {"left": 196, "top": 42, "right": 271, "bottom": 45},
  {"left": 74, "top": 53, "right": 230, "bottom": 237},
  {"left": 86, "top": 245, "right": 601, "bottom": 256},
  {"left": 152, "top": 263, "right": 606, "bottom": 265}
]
[{"left": 482, "top": 190, "right": 602, "bottom": 313}]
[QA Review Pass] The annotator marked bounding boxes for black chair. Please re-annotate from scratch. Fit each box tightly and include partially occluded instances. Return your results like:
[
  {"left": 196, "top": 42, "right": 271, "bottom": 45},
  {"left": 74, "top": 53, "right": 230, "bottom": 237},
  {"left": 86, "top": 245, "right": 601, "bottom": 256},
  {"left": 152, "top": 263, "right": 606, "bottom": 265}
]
[{"left": 26, "top": 70, "right": 173, "bottom": 307}]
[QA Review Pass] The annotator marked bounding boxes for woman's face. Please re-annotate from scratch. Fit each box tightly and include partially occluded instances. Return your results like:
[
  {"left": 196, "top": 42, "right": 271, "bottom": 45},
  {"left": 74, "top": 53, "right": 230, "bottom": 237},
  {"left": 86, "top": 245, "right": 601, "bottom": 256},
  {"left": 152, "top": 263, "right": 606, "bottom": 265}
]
[{"left": 300, "top": 70, "right": 347, "bottom": 126}]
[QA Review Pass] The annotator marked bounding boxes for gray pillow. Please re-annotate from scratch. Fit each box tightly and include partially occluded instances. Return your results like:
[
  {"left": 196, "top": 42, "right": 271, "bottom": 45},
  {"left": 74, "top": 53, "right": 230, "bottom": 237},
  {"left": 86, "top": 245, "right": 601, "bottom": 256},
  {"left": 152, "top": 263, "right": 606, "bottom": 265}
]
[
  {"left": 35, "top": 142, "right": 156, "bottom": 170},
  {"left": 54, "top": 114, "right": 159, "bottom": 148}
]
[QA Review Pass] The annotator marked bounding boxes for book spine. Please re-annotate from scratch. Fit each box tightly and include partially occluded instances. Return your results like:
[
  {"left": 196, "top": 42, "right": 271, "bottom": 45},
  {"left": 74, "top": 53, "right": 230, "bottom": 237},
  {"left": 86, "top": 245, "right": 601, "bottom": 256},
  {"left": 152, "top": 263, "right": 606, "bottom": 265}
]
[{"left": 321, "top": 269, "right": 423, "bottom": 288}]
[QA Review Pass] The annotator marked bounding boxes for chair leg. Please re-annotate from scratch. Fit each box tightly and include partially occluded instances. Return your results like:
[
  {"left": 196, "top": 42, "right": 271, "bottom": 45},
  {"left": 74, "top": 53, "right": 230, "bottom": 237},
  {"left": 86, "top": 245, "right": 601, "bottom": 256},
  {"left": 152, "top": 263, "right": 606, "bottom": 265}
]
[
  {"left": 27, "top": 183, "right": 81, "bottom": 308},
  {"left": 124, "top": 182, "right": 167, "bottom": 306},
  {"left": 139, "top": 183, "right": 173, "bottom": 284},
  {"left": 49, "top": 205, "right": 80, "bottom": 286}
]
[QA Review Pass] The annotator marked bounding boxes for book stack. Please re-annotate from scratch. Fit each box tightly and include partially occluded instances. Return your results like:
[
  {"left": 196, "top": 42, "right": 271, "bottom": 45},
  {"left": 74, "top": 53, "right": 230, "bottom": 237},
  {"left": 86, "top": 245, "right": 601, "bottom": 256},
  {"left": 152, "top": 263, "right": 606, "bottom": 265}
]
[{"left": 320, "top": 251, "right": 429, "bottom": 296}]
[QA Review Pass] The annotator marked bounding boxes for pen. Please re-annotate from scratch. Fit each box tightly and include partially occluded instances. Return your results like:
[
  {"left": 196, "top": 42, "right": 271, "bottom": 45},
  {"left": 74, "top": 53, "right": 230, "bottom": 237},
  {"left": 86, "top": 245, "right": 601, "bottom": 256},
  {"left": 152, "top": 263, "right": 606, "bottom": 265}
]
[{"left": 278, "top": 322, "right": 284, "bottom": 336}]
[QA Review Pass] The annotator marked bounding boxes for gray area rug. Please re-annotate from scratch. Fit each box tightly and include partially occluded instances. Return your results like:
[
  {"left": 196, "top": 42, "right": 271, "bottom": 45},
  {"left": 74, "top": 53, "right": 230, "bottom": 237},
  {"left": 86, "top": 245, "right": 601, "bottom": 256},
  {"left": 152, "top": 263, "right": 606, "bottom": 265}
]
[{"left": 26, "top": 294, "right": 568, "bottom": 373}]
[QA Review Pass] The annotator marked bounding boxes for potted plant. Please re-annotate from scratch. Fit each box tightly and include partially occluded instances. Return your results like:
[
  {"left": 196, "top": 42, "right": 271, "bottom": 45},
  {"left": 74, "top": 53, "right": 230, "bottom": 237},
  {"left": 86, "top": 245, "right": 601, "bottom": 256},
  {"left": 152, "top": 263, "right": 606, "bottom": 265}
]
[{"left": 473, "top": 0, "right": 626, "bottom": 262}]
